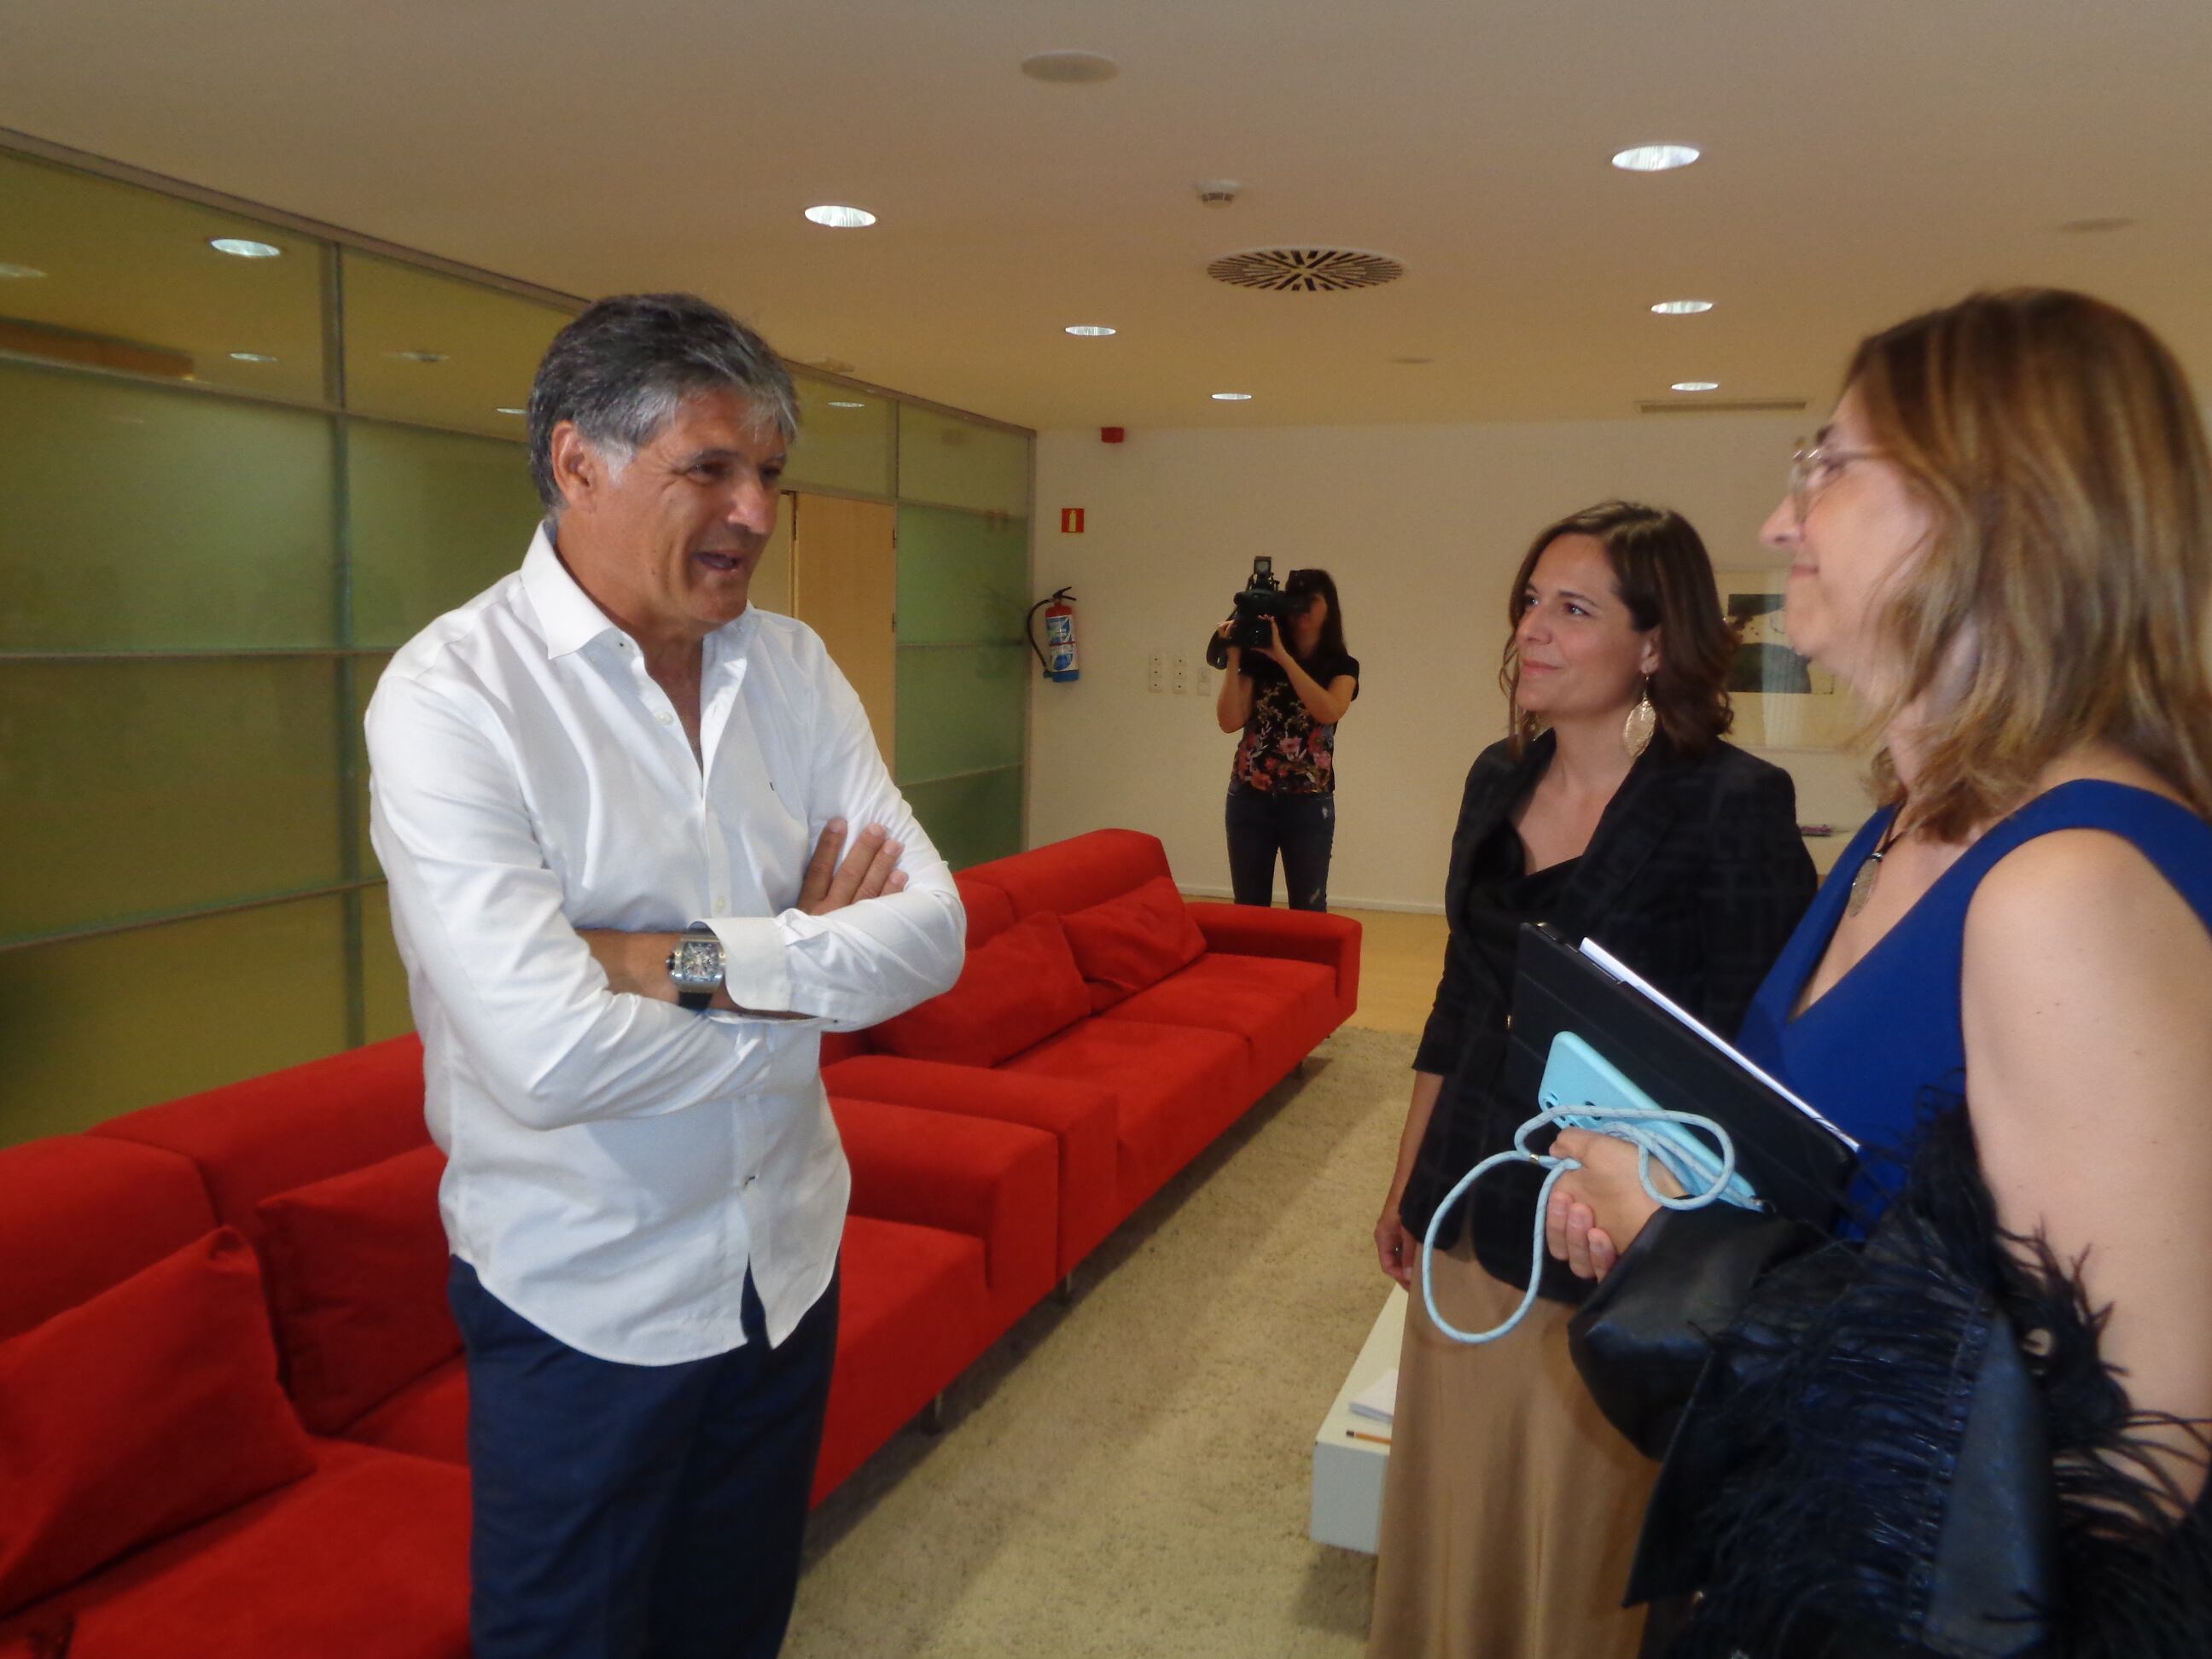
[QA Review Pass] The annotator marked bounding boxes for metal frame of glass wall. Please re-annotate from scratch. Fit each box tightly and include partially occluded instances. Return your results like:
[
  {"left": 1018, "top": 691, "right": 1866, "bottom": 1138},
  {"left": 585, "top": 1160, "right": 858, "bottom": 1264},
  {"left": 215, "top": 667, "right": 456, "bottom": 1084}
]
[{"left": 0, "top": 133, "right": 1032, "bottom": 1143}]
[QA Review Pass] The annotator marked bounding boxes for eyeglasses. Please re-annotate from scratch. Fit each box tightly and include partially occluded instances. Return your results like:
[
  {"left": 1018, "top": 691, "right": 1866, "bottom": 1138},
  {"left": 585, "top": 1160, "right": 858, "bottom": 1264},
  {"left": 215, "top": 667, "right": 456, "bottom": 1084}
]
[{"left": 1787, "top": 440, "right": 1882, "bottom": 521}]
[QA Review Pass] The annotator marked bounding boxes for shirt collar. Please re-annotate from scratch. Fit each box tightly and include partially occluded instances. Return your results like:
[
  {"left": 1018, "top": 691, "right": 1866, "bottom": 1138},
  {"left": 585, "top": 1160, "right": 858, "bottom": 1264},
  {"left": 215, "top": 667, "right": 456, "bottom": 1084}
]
[
  {"left": 521, "top": 523, "right": 623, "bottom": 659},
  {"left": 521, "top": 521, "right": 761, "bottom": 663}
]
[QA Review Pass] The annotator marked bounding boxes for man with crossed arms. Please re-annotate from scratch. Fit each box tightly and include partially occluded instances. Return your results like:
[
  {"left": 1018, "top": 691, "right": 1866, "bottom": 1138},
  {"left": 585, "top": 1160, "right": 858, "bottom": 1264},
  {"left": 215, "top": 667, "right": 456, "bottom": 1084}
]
[{"left": 367, "top": 293, "right": 963, "bottom": 1656}]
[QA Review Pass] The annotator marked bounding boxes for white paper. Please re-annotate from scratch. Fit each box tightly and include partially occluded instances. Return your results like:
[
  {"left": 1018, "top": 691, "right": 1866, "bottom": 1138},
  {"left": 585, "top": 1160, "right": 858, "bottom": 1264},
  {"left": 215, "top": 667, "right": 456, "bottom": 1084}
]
[
  {"left": 1578, "top": 937, "right": 1860, "bottom": 1151},
  {"left": 1348, "top": 1367, "right": 1398, "bottom": 1425}
]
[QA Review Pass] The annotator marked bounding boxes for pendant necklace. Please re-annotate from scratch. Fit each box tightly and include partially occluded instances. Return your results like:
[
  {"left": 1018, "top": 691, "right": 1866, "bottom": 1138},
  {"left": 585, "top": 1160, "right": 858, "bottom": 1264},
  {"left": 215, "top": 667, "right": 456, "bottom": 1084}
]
[{"left": 1846, "top": 804, "right": 1910, "bottom": 917}]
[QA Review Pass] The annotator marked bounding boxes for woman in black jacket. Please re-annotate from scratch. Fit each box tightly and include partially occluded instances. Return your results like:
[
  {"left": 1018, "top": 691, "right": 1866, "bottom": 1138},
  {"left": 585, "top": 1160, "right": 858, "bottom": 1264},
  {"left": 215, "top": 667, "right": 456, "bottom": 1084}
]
[{"left": 1367, "top": 502, "right": 1817, "bottom": 1659}]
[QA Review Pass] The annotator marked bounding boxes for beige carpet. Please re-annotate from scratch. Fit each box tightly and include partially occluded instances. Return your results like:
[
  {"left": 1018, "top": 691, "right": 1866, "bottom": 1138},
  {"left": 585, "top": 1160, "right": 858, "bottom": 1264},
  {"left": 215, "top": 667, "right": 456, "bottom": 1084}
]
[{"left": 787, "top": 1025, "right": 1413, "bottom": 1658}]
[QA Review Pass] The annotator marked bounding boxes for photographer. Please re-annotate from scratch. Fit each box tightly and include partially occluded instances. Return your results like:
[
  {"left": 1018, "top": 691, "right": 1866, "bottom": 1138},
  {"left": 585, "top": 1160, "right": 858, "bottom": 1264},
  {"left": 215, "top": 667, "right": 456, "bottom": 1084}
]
[{"left": 1212, "top": 566, "right": 1358, "bottom": 911}]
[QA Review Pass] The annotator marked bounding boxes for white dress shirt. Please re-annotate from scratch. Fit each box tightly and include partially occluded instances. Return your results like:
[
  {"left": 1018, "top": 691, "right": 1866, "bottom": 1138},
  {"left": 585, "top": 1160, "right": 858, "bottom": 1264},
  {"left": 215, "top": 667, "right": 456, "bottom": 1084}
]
[{"left": 366, "top": 525, "right": 963, "bottom": 1365}]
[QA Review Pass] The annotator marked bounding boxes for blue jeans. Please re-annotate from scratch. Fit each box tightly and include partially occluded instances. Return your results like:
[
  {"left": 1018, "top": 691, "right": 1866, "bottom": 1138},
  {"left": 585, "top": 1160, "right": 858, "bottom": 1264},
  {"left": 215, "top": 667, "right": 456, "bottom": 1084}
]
[
  {"left": 449, "top": 1257, "right": 840, "bottom": 1659},
  {"left": 1225, "top": 781, "right": 1336, "bottom": 911}
]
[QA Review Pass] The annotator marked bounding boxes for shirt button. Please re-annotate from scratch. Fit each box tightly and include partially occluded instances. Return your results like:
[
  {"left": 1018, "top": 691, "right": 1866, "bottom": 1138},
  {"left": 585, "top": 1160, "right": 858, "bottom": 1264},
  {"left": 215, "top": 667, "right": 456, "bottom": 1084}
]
[
  {"left": 656, "top": 711, "right": 672, "bottom": 725},
  {"left": 712, "top": 895, "right": 727, "bottom": 911}
]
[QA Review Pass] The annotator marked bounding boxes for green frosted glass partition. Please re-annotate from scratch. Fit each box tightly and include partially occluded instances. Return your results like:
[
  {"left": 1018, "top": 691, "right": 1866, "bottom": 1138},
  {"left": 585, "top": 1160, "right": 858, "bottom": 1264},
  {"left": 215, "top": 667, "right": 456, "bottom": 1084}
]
[
  {"left": 358, "top": 884, "right": 414, "bottom": 1042},
  {"left": 0, "top": 150, "right": 329, "bottom": 405},
  {"left": 0, "top": 361, "right": 338, "bottom": 650},
  {"left": 0, "top": 897, "right": 351, "bottom": 1144},
  {"left": 895, "top": 505, "right": 1030, "bottom": 645},
  {"left": 905, "top": 768, "right": 1024, "bottom": 871},
  {"left": 897, "top": 404, "right": 1028, "bottom": 515},
  {"left": 895, "top": 645, "right": 1027, "bottom": 782},
  {"left": 341, "top": 251, "right": 570, "bottom": 439},
  {"left": 784, "top": 375, "right": 894, "bottom": 498},
  {"left": 348, "top": 654, "right": 396, "bottom": 878},
  {"left": 0, "top": 660, "right": 343, "bottom": 943},
  {"left": 346, "top": 421, "right": 544, "bottom": 646}
]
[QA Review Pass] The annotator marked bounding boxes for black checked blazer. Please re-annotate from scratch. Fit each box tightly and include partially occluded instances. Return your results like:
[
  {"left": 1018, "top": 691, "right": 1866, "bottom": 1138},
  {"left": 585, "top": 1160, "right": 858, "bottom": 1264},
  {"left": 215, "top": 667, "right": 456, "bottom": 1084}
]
[{"left": 1399, "top": 728, "right": 1818, "bottom": 1293}]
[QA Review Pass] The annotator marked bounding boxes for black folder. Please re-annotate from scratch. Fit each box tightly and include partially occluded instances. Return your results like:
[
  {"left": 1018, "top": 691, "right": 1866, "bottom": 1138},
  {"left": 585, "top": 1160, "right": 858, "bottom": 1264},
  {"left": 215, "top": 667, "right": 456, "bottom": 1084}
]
[{"left": 1502, "top": 923, "right": 1858, "bottom": 1237}]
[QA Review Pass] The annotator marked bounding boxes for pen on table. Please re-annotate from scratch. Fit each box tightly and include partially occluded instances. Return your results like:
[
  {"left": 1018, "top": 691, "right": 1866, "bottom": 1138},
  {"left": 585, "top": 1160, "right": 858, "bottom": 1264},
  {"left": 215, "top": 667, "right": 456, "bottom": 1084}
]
[{"left": 1345, "top": 1429, "right": 1392, "bottom": 1447}]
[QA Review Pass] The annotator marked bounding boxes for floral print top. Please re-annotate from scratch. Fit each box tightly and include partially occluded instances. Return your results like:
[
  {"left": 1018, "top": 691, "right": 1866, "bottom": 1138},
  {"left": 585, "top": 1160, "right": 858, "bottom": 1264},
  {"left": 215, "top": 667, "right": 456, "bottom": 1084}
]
[{"left": 1231, "top": 653, "right": 1359, "bottom": 795}]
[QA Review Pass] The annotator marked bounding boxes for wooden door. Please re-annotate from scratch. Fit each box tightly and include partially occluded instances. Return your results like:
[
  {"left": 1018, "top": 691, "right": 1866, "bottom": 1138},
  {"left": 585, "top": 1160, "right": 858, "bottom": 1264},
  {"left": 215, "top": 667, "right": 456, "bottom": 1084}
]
[{"left": 790, "top": 494, "right": 897, "bottom": 760}]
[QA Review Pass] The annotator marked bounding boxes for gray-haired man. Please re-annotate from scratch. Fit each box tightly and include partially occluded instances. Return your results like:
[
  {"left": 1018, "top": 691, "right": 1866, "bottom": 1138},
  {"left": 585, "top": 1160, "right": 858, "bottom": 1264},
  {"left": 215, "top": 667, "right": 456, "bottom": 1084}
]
[{"left": 366, "top": 294, "right": 964, "bottom": 1655}]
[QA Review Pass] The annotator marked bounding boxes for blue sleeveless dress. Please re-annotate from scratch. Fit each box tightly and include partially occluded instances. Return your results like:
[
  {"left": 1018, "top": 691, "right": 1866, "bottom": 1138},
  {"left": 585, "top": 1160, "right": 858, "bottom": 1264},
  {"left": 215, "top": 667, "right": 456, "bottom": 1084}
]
[{"left": 1736, "top": 780, "right": 2212, "bottom": 1216}]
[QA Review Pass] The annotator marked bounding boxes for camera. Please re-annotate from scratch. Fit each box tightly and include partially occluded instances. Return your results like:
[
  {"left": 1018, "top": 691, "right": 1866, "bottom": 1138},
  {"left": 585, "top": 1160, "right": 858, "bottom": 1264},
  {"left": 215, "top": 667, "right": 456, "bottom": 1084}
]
[{"left": 1205, "top": 556, "right": 1303, "bottom": 670}]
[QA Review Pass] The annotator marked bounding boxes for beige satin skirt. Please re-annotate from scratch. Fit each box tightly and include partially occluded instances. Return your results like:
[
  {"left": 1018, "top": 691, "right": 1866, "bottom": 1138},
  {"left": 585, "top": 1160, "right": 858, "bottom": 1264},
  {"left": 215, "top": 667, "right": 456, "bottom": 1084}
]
[{"left": 1366, "top": 1234, "right": 1656, "bottom": 1659}]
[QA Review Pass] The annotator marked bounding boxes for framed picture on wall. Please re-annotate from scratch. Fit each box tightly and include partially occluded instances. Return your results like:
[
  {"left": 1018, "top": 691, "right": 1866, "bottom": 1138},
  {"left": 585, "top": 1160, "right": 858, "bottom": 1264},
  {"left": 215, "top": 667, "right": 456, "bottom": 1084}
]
[{"left": 1717, "top": 570, "right": 1860, "bottom": 752}]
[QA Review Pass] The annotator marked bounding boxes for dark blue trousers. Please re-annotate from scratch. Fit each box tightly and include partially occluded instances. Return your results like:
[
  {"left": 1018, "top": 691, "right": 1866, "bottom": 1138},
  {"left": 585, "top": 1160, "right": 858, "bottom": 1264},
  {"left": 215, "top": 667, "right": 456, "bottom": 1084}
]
[
  {"left": 1225, "top": 781, "right": 1336, "bottom": 911},
  {"left": 448, "top": 1258, "right": 840, "bottom": 1659}
]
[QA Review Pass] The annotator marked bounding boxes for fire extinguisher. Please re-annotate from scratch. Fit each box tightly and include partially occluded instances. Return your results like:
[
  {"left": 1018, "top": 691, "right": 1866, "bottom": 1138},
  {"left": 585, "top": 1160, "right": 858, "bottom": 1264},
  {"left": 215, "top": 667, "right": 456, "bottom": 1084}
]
[{"left": 1026, "top": 587, "right": 1080, "bottom": 683}]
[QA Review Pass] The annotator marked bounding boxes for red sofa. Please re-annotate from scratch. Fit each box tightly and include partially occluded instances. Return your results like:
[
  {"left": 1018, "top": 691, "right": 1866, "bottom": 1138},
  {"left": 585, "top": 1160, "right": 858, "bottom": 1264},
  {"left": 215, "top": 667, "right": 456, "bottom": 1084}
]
[{"left": 0, "top": 830, "right": 1357, "bottom": 1653}]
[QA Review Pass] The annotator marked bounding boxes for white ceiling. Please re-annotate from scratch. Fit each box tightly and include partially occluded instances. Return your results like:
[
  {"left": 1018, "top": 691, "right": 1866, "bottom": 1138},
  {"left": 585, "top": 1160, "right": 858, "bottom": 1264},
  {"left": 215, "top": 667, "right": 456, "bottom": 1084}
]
[{"left": 5, "top": 0, "right": 2209, "bottom": 431}]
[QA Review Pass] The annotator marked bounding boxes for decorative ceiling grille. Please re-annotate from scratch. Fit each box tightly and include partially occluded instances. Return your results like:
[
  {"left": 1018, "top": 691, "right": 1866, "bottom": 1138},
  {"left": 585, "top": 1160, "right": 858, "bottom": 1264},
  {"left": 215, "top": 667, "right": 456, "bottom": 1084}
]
[{"left": 1206, "top": 247, "right": 1405, "bottom": 292}]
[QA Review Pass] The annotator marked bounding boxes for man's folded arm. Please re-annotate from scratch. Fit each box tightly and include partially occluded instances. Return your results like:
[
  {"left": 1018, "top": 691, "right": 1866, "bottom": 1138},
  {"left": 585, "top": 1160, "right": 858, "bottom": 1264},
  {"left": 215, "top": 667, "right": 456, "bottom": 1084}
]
[
  {"left": 701, "top": 660, "right": 966, "bottom": 1028},
  {"left": 367, "top": 673, "right": 784, "bottom": 1130}
]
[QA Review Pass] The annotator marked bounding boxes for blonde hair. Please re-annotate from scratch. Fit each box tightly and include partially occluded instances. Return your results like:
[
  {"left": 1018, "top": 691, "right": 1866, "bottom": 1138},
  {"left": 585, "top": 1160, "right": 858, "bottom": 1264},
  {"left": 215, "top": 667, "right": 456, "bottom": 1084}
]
[{"left": 1846, "top": 288, "right": 2212, "bottom": 838}]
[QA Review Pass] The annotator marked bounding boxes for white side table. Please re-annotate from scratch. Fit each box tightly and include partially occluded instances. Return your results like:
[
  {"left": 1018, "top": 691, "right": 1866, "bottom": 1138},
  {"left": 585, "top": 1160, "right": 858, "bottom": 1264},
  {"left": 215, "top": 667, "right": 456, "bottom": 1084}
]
[{"left": 1310, "top": 1285, "right": 1406, "bottom": 1554}]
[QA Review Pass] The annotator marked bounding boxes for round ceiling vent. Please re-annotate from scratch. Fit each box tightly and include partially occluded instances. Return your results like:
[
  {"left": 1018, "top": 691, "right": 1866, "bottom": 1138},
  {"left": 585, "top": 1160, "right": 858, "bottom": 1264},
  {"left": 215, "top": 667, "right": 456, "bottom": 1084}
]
[{"left": 1206, "top": 247, "right": 1405, "bottom": 293}]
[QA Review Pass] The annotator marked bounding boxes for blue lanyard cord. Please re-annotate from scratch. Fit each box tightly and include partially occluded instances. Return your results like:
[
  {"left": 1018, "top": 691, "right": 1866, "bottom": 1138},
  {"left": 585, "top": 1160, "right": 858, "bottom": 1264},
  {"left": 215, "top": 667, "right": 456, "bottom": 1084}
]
[{"left": 1419, "top": 1101, "right": 1755, "bottom": 1346}]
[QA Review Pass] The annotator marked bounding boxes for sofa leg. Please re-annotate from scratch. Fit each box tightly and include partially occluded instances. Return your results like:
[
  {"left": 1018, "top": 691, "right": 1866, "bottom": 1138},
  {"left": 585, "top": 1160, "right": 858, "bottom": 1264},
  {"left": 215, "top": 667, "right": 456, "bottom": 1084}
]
[
  {"left": 920, "top": 1392, "right": 947, "bottom": 1435},
  {"left": 1055, "top": 1272, "right": 1077, "bottom": 1306}
]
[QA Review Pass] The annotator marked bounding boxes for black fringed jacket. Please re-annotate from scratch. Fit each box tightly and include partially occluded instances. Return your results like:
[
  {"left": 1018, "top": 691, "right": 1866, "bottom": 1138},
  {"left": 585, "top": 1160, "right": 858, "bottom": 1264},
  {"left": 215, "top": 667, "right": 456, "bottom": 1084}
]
[{"left": 1400, "top": 729, "right": 1817, "bottom": 1290}]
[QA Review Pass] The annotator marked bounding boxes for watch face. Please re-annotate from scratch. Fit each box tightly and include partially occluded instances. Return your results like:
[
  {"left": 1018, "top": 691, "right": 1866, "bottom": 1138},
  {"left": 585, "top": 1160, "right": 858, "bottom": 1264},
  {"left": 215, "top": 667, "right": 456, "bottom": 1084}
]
[{"left": 670, "top": 937, "right": 723, "bottom": 991}]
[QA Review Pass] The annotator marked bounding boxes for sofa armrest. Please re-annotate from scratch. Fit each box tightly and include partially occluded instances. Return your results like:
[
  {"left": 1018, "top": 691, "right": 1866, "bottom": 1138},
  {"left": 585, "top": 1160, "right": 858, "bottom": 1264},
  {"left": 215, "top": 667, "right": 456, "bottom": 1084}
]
[
  {"left": 830, "top": 1095, "right": 1057, "bottom": 1333},
  {"left": 1189, "top": 904, "right": 1363, "bottom": 1015},
  {"left": 823, "top": 1055, "right": 1120, "bottom": 1277}
]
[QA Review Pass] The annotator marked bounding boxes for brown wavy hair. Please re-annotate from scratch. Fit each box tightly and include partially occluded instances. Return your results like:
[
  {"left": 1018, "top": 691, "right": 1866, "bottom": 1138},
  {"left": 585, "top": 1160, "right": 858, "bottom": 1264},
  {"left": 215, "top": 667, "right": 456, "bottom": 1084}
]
[
  {"left": 1842, "top": 289, "right": 2212, "bottom": 838},
  {"left": 1500, "top": 501, "right": 1736, "bottom": 757}
]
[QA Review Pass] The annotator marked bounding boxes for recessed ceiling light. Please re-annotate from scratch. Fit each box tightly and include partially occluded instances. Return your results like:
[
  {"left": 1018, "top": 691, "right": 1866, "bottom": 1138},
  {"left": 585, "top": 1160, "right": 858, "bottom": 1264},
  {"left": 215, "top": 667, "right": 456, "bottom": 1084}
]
[
  {"left": 1650, "top": 299, "right": 1714, "bottom": 315},
  {"left": 227, "top": 352, "right": 278, "bottom": 364},
  {"left": 1611, "top": 144, "right": 1700, "bottom": 173},
  {"left": 804, "top": 204, "right": 876, "bottom": 229},
  {"left": 1671, "top": 381, "right": 1720, "bottom": 393},
  {"left": 495, "top": 406, "right": 527, "bottom": 416},
  {"left": 1021, "top": 50, "right": 1120, "bottom": 84},
  {"left": 1211, "top": 392, "right": 1254, "bottom": 402},
  {"left": 388, "top": 350, "right": 449, "bottom": 364},
  {"left": 1064, "top": 324, "right": 1117, "bottom": 337},
  {"left": 208, "top": 236, "right": 282, "bottom": 259},
  {"left": 826, "top": 399, "right": 867, "bottom": 409},
  {"left": 0, "top": 263, "right": 45, "bottom": 280}
]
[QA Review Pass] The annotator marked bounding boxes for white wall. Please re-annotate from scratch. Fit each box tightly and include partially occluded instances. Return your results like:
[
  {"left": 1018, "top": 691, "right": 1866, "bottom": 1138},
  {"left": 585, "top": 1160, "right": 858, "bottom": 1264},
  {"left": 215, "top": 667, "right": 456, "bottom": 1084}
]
[{"left": 1026, "top": 413, "right": 1879, "bottom": 912}]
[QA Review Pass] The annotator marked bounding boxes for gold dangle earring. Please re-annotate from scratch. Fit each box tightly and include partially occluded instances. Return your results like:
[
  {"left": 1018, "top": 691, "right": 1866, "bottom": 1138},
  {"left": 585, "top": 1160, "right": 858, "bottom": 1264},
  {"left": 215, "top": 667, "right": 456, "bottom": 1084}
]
[{"left": 1622, "top": 677, "right": 1656, "bottom": 760}]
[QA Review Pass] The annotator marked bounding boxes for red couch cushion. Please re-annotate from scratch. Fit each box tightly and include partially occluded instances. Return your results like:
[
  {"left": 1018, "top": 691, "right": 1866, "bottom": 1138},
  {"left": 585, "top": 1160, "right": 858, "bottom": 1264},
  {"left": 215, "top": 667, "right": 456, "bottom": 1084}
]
[
  {"left": 1060, "top": 875, "right": 1208, "bottom": 1011},
  {"left": 255, "top": 1145, "right": 459, "bottom": 1435},
  {"left": 960, "top": 828, "right": 1173, "bottom": 920},
  {"left": 0, "top": 1441, "right": 469, "bottom": 1657},
  {"left": 0, "top": 1228, "right": 317, "bottom": 1619},
  {"left": 955, "top": 872, "right": 1017, "bottom": 947},
  {"left": 873, "top": 912, "right": 1089, "bottom": 1067},
  {"left": 0, "top": 1137, "right": 214, "bottom": 1342},
  {"left": 1103, "top": 952, "right": 1342, "bottom": 1091},
  {"left": 1000, "top": 1019, "right": 1249, "bottom": 1211},
  {"left": 90, "top": 1035, "right": 429, "bottom": 1250},
  {"left": 343, "top": 1358, "right": 469, "bottom": 1465}
]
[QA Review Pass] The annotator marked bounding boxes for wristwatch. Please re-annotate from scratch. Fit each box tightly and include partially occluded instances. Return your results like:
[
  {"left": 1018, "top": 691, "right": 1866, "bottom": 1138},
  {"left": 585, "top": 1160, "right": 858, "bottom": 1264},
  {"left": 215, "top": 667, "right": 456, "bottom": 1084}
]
[{"left": 665, "top": 927, "right": 725, "bottom": 1012}]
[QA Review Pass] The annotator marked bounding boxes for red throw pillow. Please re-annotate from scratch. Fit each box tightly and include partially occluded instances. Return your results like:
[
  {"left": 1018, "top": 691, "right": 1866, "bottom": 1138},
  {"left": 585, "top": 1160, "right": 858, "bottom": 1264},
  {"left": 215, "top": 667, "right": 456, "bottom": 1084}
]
[
  {"left": 0, "top": 1228, "right": 316, "bottom": 1618},
  {"left": 873, "top": 912, "right": 1091, "bottom": 1066},
  {"left": 255, "top": 1144, "right": 458, "bottom": 1435},
  {"left": 1059, "top": 876, "right": 1208, "bottom": 1010}
]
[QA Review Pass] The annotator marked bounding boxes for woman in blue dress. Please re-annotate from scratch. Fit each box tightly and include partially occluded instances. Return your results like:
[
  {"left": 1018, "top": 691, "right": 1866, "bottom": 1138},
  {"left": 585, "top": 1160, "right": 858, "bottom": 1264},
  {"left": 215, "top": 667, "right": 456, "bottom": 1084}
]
[{"left": 1548, "top": 289, "right": 2212, "bottom": 1655}]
